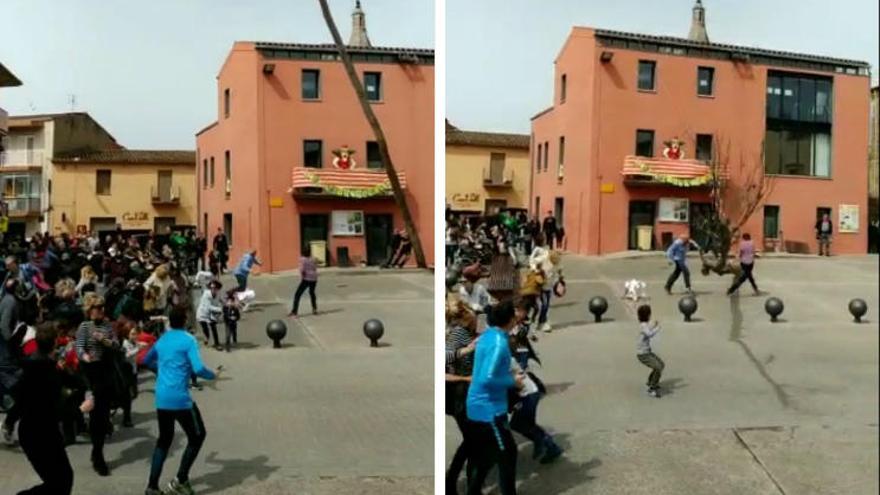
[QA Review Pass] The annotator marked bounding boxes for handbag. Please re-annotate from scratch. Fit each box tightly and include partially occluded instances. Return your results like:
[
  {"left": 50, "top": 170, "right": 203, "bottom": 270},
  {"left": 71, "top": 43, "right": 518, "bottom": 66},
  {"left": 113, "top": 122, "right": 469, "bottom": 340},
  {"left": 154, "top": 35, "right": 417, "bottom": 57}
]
[{"left": 553, "top": 279, "right": 566, "bottom": 298}]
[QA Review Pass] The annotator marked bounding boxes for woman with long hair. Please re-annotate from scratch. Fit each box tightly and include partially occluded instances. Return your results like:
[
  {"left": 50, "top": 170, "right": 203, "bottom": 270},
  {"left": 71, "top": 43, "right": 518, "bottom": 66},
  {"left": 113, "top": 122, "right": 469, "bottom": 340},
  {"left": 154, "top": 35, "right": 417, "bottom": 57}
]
[{"left": 445, "top": 300, "right": 478, "bottom": 494}]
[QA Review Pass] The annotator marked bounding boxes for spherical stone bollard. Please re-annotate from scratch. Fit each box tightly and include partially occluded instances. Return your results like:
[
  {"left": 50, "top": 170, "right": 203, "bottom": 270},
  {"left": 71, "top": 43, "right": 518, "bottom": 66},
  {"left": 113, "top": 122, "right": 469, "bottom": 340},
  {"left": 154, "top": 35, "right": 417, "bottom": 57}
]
[
  {"left": 588, "top": 296, "right": 608, "bottom": 323},
  {"left": 764, "top": 297, "right": 784, "bottom": 323},
  {"left": 265, "top": 320, "right": 288, "bottom": 349},
  {"left": 363, "top": 319, "right": 385, "bottom": 347},
  {"left": 678, "top": 296, "right": 698, "bottom": 322},
  {"left": 848, "top": 298, "right": 868, "bottom": 323}
]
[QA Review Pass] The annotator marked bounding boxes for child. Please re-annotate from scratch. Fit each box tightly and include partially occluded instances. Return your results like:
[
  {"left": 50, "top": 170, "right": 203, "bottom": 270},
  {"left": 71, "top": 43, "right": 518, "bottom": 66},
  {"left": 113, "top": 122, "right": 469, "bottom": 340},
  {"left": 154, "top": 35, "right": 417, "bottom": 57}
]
[
  {"left": 636, "top": 304, "right": 664, "bottom": 398},
  {"left": 511, "top": 298, "right": 539, "bottom": 371},
  {"left": 222, "top": 291, "right": 241, "bottom": 352},
  {"left": 122, "top": 327, "right": 141, "bottom": 400}
]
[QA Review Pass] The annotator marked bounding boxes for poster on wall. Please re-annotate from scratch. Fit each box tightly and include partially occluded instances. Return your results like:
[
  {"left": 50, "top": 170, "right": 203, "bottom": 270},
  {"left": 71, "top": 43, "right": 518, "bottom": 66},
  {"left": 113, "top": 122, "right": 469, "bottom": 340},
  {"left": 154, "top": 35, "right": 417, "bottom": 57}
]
[
  {"left": 332, "top": 210, "right": 364, "bottom": 236},
  {"left": 838, "top": 204, "right": 859, "bottom": 233},
  {"left": 658, "top": 198, "right": 689, "bottom": 222}
]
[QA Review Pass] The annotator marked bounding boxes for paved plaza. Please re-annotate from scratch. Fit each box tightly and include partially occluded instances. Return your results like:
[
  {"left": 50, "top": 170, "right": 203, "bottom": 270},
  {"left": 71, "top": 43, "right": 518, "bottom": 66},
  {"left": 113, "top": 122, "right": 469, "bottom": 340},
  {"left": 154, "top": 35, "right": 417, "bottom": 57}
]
[
  {"left": 1, "top": 269, "right": 434, "bottom": 495},
  {"left": 447, "top": 254, "right": 879, "bottom": 495}
]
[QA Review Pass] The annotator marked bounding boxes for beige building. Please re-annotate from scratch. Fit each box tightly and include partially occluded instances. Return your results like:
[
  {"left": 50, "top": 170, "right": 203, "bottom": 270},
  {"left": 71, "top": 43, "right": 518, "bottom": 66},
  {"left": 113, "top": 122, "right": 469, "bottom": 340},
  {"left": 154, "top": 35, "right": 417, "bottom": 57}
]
[
  {"left": 1, "top": 112, "right": 119, "bottom": 237},
  {"left": 50, "top": 149, "right": 196, "bottom": 235},
  {"left": 445, "top": 121, "right": 530, "bottom": 215}
]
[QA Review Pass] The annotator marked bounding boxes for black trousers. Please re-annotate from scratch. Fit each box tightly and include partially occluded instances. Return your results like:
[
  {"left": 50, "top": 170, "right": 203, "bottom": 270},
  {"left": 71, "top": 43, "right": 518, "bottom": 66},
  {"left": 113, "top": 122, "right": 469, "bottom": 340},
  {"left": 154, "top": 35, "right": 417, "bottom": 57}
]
[
  {"left": 446, "top": 412, "right": 472, "bottom": 494},
  {"left": 200, "top": 321, "right": 220, "bottom": 347},
  {"left": 466, "top": 415, "right": 518, "bottom": 495},
  {"left": 17, "top": 418, "right": 74, "bottom": 495},
  {"left": 665, "top": 260, "right": 691, "bottom": 291},
  {"left": 291, "top": 280, "right": 317, "bottom": 315},
  {"left": 224, "top": 322, "right": 238, "bottom": 350},
  {"left": 148, "top": 404, "right": 206, "bottom": 489},
  {"left": 81, "top": 361, "right": 111, "bottom": 461},
  {"left": 728, "top": 262, "right": 758, "bottom": 293}
]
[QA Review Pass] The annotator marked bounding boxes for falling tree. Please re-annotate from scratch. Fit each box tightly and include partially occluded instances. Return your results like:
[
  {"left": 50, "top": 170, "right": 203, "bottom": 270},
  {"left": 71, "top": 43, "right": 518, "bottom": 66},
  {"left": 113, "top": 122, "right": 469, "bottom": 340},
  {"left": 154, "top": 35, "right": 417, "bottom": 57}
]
[
  {"left": 317, "top": 0, "right": 428, "bottom": 268},
  {"left": 694, "top": 136, "right": 774, "bottom": 276}
]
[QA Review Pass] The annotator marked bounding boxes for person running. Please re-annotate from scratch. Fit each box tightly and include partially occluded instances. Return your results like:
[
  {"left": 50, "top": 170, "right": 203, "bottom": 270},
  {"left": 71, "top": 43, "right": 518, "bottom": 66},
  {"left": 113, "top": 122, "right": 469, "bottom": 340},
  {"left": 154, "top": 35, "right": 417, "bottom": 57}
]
[
  {"left": 636, "top": 304, "right": 664, "bottom": 398},
  {"left": 664, "top": 234, "right": 699, "bottom": 295},
  {"left": 232, "top": 250, "right": 261, "bottom": 292},
  {"left": 288, "top": 246, "right": 318, "bottom": 317},
  {"left": 196, "top": 280, "right": 223, "bottom": 348},
  {"left": 727, "top": 233, "right": 760, "bottom": 296},
  {"left": 142, "top": 306, "right": 221, "bottom": 495},
  {"left": 222, "top": 291, "right": 240, "bottom": 353},
  {"left": 464, "top": 300, "right": 523, "bottom": 495},
  {"left": 14, "top": 323, "right": 80, "bottom": 495}
]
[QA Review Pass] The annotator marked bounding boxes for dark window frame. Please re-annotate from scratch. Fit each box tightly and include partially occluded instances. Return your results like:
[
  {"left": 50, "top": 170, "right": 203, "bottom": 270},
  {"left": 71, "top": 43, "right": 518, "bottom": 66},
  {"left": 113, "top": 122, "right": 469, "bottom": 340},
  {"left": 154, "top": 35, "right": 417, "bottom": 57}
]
[
  {"left": 223, "top": 88, "right": 230, "bottom": 118},
  {"left": 763, "top": 205, "right": 780, "bottom": 239},
  {"left": 543, "top": 142, "right": 549, "bottom": 172},
  {"left": 560, "top": 74, "right": 567, "bottom": 103},
  {"left": 364, "top": 72, "right": 382, "bottom": 102},
  {"left": 635, "top": 129, "right": 655, "bottom": 157},
  {"left": 366, "top": 141, "right": 383, "bottom": 169},
  {"left": 96, "top": 170, "right": 111, "bottom": 196},
  {"left": 637, "top": 60, "right": 656, "bottom": 91},
  {"left": 695, "top": 133, "right": 713, "bottom": 161},
  {"left": 697, "top": 66, "right": 715, "bottom": 96},
  {"left": 202, "top": 159, "right": 208, "bottom": 189},
  {"left": 301, "top": 69, "right": 321, "bottom": 100},
  {"left": 209, "top": 157, "right": 215, "bottom": 188},
  {"left": 224, "top": 150, "right": 231, "bottom": 196},
  {"left": 303, "top": 140, "right": 323, "bottom": 168}
]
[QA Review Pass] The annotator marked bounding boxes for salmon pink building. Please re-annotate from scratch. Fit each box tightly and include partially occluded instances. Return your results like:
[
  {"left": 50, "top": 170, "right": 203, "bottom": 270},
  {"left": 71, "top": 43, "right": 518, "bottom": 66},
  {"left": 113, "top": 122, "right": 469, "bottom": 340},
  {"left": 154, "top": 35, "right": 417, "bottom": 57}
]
[
  {"left": 197, "top": 3, "right": 433, "bottom": 272},
  {"left": 531, "top": 1, "right": 871, "bottom": 256}
]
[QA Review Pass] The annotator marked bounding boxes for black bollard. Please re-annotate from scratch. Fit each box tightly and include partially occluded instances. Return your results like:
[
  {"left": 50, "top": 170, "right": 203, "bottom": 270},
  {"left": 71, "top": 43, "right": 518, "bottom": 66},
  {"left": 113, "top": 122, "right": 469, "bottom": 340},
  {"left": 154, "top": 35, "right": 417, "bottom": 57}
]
[
  {"left": 363, "top": 319, "right": 385, "bottom": 347},
  {"left": 588, "top": 296, "right": 608, "bottom": 323},
  {"left": 848, "top": 298, "right": 868, "bottom": 323},
  {"left": 678, "top": 296, "right": 698, "bottom": 322},
  {"left": 265, "top": 320, "right": 288, "bottom": 348},
  {"left": 764, "top": 297, "right": 784, "bottom": 323}
]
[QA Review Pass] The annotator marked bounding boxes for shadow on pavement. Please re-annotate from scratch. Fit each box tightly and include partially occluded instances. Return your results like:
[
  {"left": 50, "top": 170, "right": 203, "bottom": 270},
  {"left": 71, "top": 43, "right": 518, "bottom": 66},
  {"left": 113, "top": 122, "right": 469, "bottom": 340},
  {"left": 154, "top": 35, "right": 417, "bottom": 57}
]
[
  {"left": 543, "top": 382, "right": 575, "bottom": 396},
  {"left": 657, "top": 377, "right": 688, "bottom": 396},
  {"left": 514, "top": 434, "right": 601, "bottom": 494},
  {"left": 192, "top": 451, "right": 280, "bottom": 495}
]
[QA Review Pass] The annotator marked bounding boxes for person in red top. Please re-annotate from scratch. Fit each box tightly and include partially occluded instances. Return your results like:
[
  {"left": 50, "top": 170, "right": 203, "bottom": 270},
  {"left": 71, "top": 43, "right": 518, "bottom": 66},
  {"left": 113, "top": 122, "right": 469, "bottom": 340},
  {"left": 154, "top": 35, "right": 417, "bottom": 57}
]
[{"left": 136, "top": 326, "right": 158, "bottom": 369}]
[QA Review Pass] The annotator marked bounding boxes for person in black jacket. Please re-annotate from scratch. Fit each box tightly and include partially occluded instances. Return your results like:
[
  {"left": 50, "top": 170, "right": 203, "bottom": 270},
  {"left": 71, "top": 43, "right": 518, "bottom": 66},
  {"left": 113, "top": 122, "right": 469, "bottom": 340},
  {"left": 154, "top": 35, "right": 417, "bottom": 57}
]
[
  {"left": 212, "top": 228, "right": 230, "bottom": 274},
  {"left": 14, "top": 322, "right": 82, "bottom": 495},
  {"left": 815, "top": 213, "right": 833, "bottom": 256},
  {"left": 542, "top": 211, "right": 557, "bottom": 250}
]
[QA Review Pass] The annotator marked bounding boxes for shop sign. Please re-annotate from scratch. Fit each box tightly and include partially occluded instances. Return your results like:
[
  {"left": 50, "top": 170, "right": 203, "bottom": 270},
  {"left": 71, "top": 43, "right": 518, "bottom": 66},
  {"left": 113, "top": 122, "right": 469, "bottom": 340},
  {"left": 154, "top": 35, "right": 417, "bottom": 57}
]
[
  {"left": 839, "top": 204, "right": 859, "bottom": 233},
  {"left": 450, "top": 192, "right": 480, "bottom": 210},
  {"left": 121, "top": 211, "right": 150, "bottom": 228},
  {"left": 332, "top": 210, "right": 364, "bottom": 236},
  {"left": 658, "top": 198, "right": 689, "bottom": 223}
]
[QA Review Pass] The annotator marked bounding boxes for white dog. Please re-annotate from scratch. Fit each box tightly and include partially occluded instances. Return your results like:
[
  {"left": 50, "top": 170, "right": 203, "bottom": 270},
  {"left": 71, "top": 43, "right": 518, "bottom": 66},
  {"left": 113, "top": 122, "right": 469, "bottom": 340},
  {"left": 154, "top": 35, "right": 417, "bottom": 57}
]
[
  {"left": 622, "top": 279, "right": 648, "bottom": 302},
  {"left": 236, "top": 289, "right": 256, "bottom": 312}
]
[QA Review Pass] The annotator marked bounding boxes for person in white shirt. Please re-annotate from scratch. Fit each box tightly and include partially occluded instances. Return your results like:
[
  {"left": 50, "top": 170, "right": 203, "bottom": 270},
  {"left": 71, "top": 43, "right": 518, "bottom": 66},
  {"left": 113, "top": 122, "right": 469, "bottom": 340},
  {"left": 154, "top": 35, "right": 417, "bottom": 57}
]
[{"left": 529, "top": 235, "right": 563, "bottom": 332}]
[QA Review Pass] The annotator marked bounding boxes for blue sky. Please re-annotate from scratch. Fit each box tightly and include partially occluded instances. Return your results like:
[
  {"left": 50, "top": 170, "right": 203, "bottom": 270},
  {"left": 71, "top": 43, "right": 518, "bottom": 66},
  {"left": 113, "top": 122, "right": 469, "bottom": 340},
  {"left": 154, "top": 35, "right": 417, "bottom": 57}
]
[
  {"left": 447, "top": 0, "right": 879, "bottom": 135},
  {"left": 0, "top": 0, "right": 433, "bottom": 149}
]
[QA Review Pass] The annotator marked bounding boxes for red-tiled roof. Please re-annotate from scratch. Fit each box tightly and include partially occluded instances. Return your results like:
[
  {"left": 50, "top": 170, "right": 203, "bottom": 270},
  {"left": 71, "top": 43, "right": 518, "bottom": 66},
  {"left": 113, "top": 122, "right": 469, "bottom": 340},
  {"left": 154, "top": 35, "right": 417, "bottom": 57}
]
[
  {"left": 446, "top": 124, "right": 529, "bottom": 149},
  {"left": 54, "top": 149, "right": 195, "bottom": 165},
  {"left": 254, "top": 41, "right": 433, "bottom": 57}
]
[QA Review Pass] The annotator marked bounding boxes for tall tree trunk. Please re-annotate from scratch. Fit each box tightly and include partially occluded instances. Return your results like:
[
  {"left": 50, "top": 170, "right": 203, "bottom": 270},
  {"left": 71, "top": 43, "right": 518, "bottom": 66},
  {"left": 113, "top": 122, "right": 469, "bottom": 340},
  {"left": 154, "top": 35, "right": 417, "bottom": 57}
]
[{"left": 317, "top": 0, "right": 428, "bottom": 269}]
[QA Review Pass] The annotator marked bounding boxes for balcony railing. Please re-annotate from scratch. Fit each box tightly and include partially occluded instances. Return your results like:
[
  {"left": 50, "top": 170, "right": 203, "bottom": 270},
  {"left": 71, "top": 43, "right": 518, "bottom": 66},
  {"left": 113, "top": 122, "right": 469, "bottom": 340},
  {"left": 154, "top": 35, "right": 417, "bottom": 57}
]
[
  {"left": 2, "top": 197, "right": 41, "bottom": 216},
  {"left": 482, "top": 167, "right": 514, "bottom": 188},
  {"left": 0, "top": 149, "right": 45, "bottom": 168},
  {"left": 290, "top": 166, "right": 406, "bottom": 198},
  {"left": 0, "top": 107, "right": 8, "bottom": 134},
  {"left": 151, "top": 185, "right": 181, "bottom": 205}
]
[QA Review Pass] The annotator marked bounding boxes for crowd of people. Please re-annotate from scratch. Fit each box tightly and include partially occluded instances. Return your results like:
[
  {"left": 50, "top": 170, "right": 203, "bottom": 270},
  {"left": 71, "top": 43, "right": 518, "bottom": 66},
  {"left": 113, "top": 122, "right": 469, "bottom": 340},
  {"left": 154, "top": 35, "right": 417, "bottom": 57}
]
[{"left": 0, "top": 226, "right": 241, "bottom": 495}]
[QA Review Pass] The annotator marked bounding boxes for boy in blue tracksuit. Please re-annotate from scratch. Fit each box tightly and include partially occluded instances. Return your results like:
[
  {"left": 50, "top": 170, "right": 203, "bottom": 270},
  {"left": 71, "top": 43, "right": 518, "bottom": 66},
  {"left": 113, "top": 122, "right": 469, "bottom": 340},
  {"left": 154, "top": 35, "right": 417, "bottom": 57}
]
[
  {"left": 142, "top": 306, "right": 220, "bottom": 495},
  {"left": 232, "top": 250, "right": 261, "bottom": 292},
  {"left": 465, "top": 300, "right": 523, "bottom": 495}
]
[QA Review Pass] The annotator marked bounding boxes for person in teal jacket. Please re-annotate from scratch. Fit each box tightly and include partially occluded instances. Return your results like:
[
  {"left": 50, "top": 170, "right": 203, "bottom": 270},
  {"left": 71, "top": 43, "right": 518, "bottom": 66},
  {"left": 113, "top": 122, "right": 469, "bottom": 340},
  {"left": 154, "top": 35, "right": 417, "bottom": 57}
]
[
  {"left": 465, "top": 300, "right": 523, "bottom": 495},
  {"left": 142, "top": 306, "right": 221, "bottom": 495}
]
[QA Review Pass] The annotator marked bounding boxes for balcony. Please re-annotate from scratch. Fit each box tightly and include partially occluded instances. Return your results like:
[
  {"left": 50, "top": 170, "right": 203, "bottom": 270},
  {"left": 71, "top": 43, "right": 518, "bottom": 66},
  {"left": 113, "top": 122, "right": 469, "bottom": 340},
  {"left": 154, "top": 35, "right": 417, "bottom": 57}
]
[
  {"left": 0, "top": 149, "right": 45, "bottom": 169},
  {"left": 482, "top": 167, "right": 514, "bottom": 188},
  {"left": 151, "top": 185, "right": 181, "bottom": 205},
  {"left": 2, "top": 197, "right": 41, "bottom": 217},
  {"left": 0, "top": 107, "right": 7, "bottom": 135},
  {"left": 290, "top": 166, "right": 406, "bottom": 199},
  {"left": 621, "top": 155, "right": 727, "bottom": 188}
]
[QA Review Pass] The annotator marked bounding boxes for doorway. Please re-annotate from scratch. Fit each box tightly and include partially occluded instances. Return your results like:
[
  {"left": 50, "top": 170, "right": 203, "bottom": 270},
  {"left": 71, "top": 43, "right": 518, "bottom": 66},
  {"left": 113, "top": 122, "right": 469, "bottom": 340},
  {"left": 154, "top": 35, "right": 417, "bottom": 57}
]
[
  {"left": 300, "top": 213, "right": 328, "bottom": 258},
  {"left": 154, "top": 217, "right": 176, "bottom": 235},
  {"left": 89, "top": 217, "right": 117, "bottom": 235},
  {"left": 365, "top": 214, "right": 393, "bottom": 266},
  {"left": 157, "top": 171, "right": 172, "bottom": 201},
  {"left": 628, "top": 200, "right": 656, "bottom": 250},
  {"left": 554, "top": 197, "right": 564, "bottom": 224},
  {"left": 689, "top": 202, "right": 714, "bottom": 249},
  {"left": 485, "top": 199, "right": 507, "bottom": 216}
]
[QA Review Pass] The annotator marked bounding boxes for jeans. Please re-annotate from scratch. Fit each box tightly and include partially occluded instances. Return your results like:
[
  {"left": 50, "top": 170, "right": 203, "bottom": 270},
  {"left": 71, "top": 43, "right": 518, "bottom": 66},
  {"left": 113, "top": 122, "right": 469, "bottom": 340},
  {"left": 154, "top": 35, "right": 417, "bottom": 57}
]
[
  {"left": 638, "top": 352, "right": 665, "bottom": 389},
  {"left": 18, "top": 417, "right": 74, "bottom": 495},
  {"left": 224, "top": 322, "right": 238, "bottom": 351},
  {"left": 234, "top": 273, "right": 247, "bottom": 291},
  {"left": 291, "top": 280, "right": 317, "bottom": 315},
  {"left": 665, "top": 260, "right": 691, "bottom": 291},
  {"left": 148, "top": 404, "right": 207, "bottom": 489},
  {"left": 537, "top": 290, "right": 552, "bottom": 325},
  {"left": 728, "top": 262, "right": 758, "bottom": 294},
  {"left": 515, "top": 350, "right": 530, "bottom": 371},
  {"left": 200, "top": 321, "right": 219, "bottom": 347},
  {"left": 818, "top": 234, "right": 831, "bottom": 256},
  {"left": 509, "top": 393, "right": 553, "bottom": 452},
  {"left": 466, "top": 415, "right": 517, "bottom": 495}
]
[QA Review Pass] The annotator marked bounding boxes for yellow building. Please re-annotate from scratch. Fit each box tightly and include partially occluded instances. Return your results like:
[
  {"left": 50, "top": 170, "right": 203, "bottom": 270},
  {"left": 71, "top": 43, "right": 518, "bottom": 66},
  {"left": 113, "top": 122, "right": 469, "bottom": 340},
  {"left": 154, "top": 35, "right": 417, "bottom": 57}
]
[
  {"left": 445, "top": 121, "right": 531, "bottom": 215},
  {"left": 50, "top": 149, "right": 196, "bottom": 235}
]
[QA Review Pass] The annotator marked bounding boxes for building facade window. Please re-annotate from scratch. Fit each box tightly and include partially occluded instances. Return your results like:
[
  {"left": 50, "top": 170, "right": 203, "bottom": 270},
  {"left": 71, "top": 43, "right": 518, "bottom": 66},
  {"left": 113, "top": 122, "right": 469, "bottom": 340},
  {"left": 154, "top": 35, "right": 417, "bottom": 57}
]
[
  {"left": 304, "top": 140, "right": 323, "bottom": 168},
  {"left": 557, "top": 136, "right": 565, "bottom": 180},
  {"left": 638, "top": 60, "right": 656, "bottom": 91},
  {"left": 302, "top": 70, "right": 320, "bottom": 100},
  {"left": 96, "top": 170, "right": 111, "bottom": 195},
  {"left": 543, "top": 142, "right": 549, "bottom": 172},
  {"left": 696, "top": 134, "right": 713, "bottom": 161},
  {"left": 209, "top": 157, "right": 215, "bottom": 187},
  {"left": 223, "top": 213, "right": 233, "bottom": 247},
  {"left": 366, "top": 141, "right": 382, "bottom": 169},
  {"left": 635, "top": 129, "right": 655, "bottom": 157},
  {"left": 223, "top": 88, "right": 230, "bottom": 118},
  {"left": 697, "top": 67, "right": 714, "bottom": 96},
  {"left": 202, "top": 159, "right": 208, "bottom": 189},
  {"left": 535, "top": 140, "right": 541, "bottom": 173},
  {"left": 763, "top": 205, "right": 780, "bottom": 239},
  {"left": 560, "top": 74, "right": 567, "bottom": 103},
  {"left": 224, "top": 150, "right": 231, "bottom": 196},
  {"left": 364, "top": 72, "right": 382, "bottom": 101},
  {"left": 766, "top": 72, "right": 832, "bottom": 123}
]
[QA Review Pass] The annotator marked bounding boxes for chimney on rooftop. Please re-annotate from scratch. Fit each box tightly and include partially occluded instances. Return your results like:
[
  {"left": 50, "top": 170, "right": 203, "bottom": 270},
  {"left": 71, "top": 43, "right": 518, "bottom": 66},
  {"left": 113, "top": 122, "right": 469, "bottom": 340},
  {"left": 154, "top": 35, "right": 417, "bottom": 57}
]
[
  {"left": 688, "top": 0, "right": 710, "bottom": 43},
  {"left": 348, "top": 0, "right": 372, "bottom": 48}
]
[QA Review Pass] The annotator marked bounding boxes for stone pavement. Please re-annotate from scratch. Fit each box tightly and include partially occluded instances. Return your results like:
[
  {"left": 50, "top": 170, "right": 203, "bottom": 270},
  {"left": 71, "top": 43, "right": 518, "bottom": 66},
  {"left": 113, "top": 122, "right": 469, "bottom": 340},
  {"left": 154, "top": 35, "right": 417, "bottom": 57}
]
[
  {"left": 447, "top": 254, "right": 879, "bottom": 494},
  {"left": 1, "top": 269, "right": 433, "bottom": 495}
]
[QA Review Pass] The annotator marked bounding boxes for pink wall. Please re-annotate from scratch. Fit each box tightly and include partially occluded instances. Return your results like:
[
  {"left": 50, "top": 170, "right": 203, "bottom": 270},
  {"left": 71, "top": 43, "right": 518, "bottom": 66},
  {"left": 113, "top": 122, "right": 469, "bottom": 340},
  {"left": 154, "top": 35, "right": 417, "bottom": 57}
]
[
  {"left": 532, "top": 28, "right": 870, "bottom": 255},
  {"left": 198, "top": 42, "right": 434, "bottom": 272}
]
